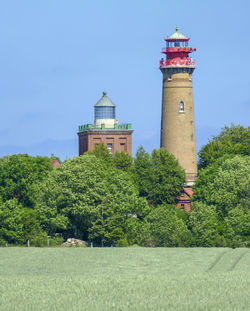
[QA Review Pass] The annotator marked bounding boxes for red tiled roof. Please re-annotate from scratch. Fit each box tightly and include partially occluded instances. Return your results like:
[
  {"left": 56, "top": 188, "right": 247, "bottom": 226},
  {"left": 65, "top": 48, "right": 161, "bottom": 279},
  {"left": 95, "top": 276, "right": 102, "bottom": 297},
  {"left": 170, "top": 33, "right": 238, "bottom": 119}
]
[
  {"left": 184, "top": 187, "right": 193, "bottom": 197},
  {"left": 51, "top": 159, "right": 61, "bottom": 168}
]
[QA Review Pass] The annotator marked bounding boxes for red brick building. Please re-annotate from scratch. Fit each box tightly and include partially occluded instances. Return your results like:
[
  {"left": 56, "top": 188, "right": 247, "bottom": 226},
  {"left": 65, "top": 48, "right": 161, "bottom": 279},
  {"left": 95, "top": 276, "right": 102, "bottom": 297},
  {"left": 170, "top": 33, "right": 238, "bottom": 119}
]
[
  {"left": 176, "top": 187, "right": 193, "bottom": 213},
  {"left": 78, "top": 92, "right": 133, "bottom": 155}
]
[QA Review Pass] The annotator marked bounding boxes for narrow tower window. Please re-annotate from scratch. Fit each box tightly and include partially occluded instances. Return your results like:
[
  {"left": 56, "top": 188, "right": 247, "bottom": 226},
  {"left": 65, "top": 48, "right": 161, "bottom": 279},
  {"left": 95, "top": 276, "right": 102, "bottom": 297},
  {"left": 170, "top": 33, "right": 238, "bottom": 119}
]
[{"left": 179, "top": 101, "right": 184, "bottom": 113}]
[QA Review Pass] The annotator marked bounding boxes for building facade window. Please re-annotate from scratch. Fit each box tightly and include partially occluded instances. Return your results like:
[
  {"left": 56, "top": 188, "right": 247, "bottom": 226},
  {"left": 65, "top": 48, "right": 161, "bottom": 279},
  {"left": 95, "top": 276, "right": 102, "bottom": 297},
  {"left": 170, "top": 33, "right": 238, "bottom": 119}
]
[
  {"left": 107, "top": 143, "right": 113, "bottom": 153},
  {"left": 181, "top": 204, "right": 185, "bottom": 210},
  {"left": 179, "top": 101, "right": 184, "bottom": 113}
]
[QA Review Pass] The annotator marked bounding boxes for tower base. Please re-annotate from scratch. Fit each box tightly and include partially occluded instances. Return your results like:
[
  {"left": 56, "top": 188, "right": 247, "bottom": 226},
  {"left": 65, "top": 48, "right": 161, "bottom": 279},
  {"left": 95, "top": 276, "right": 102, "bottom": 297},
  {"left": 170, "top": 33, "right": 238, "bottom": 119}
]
[
  {"left": 185, "top": 173, "right": 196, "bottom": 186},
  {"left": 78, "top": 129, "right": 133, "bottom": 155}
]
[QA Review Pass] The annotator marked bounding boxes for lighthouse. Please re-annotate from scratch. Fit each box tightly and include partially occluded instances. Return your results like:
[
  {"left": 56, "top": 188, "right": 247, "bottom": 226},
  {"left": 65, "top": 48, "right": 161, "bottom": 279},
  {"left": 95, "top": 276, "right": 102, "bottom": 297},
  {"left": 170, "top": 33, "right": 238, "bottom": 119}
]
[
  {"left": 160, "top": 28, "right": 197, "bottom": 185},
  {"left": 78, "top": 92, "right": 133, "bottom": 155}
]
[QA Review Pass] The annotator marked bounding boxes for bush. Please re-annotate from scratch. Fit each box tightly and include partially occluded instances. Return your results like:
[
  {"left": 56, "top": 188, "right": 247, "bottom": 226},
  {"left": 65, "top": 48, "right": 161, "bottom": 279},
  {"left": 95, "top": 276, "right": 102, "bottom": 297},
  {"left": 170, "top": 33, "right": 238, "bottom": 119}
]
[
  {"left": 115, "top": 238, "right": 129, "bottom": 247},
  {"left": 0, "top": 238, "right": 7, "bottom": 246},
  {"left": 48, "top": 236, "right": 64, "bottom": 247},
  {"left": 29, "top": 232, "right": 48, "bottom": 247},
  {"left": 29, "top": 233, "right": 64, "bottom": 247}
]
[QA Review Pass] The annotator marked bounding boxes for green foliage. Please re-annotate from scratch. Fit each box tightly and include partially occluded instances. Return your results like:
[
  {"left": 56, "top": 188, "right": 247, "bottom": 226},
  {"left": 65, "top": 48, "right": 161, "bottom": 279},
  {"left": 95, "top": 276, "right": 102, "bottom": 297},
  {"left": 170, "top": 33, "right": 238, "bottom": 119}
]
[
  {"left": 193, "top": 155, "right": 231, "bottom": 203},
  {"left": 198, "top": 124, "right": 250, "bottom": 169},
  {"left": 225, "top": 208, "right": 250, "bottom": 245},
  {"left": 194, "top": 124, "right": 250, "bottom": 246},
  {"left": 113, "top": 151, "right": 133, "bottom": 172},
  {"left": 194, "top": 156, "right": 250, "bottom": 218},
  {"left": 85, "top": 143, "right": 112, "bottom": 166},
  {"left": 193, "top": 154, "right": 250, "bottom": 247},
  {"left": 28, "top": 233, "right": 64, "bottom": 247},
  {"left": 115, "top": 238, "right": 129, "bottom": 247},
  {"left": 0, "top": 154, "right": 53, "bottom": 207},
  {"left": 0, "top": 199, "right": 24, "bottom": 243},
  {"left": 149, "top": 149, "right": 185, "bottom": 204},
  {"left": 133, "top": 147, "right": 154, "bottom": 198},
  {"left": 29, "top": 232, "right": 48, "bottom": 247},
  {"left": 0, "top": 199, "right": 44, "bottom": 244},
  {"left": 0, "top": 127, "right": 248, "bottom": 247},
  {"left": 134, "top": 147, "right": 185, "bottom": 205},
  {"left": 188, "top": 202, "right": 221, "bottom": 247},
  {"left": 0, "top": 237, "right": 7, "bottom": 246},
  {"left": 140, "top": 205, "right": 192, "bottom": 247},
  {"left": 37, "top": 154, "right": 148, "bottom": 244},
  {"left": 48, "top": 236, "right": 64, "bottom": 247}
]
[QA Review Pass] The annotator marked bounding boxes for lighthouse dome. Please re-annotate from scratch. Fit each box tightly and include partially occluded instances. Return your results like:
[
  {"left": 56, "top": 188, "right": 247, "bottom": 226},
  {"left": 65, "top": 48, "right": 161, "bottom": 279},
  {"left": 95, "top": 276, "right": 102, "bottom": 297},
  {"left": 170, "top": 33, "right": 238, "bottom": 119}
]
[
  {"left": 95, "top": 91, "right": 115, "bottom": 107},
  {"left": 167, "top": 27, "right": 188, "bottom": 40}
]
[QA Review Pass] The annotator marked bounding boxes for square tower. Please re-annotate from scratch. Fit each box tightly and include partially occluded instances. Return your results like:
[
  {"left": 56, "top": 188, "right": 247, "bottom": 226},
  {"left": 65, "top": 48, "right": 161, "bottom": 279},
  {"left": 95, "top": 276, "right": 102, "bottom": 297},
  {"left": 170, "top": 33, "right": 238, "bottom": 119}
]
[{"left": 78, "top": 92, "right": 133, "bottom": 155}]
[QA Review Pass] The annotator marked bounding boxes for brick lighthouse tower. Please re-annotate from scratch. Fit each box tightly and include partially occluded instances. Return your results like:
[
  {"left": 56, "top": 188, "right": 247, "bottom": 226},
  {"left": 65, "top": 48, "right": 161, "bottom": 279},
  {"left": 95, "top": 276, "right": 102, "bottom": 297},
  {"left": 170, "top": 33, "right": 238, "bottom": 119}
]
[{"left": 160, "top": 28, "right": 197, "bottom": 185}]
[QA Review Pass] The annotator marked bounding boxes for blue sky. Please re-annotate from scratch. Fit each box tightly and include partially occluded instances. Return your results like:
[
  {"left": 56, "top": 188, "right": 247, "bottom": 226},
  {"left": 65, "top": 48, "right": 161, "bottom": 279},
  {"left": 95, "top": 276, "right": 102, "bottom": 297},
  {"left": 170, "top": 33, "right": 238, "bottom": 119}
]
[{"left": 0, "top": 0, "right": 249, "bottom": 160}]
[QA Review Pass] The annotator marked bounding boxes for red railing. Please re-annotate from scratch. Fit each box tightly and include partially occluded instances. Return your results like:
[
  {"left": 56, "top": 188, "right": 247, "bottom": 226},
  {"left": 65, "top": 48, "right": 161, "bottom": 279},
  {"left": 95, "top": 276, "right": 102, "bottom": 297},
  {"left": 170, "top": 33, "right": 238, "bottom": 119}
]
[
  {"left": 160, "top": 58, "right": 195, "bottom": 68},
  {"left": 162, "top": 47, "right": 193, "bottom": 53}
]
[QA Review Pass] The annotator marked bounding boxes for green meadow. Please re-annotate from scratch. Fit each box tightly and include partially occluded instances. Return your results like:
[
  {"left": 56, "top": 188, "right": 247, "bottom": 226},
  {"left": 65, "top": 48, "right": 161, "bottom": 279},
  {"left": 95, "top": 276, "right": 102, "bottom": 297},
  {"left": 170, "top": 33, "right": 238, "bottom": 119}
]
[{"left": 0, "top": 248, "right": 249, "bottom": 311}]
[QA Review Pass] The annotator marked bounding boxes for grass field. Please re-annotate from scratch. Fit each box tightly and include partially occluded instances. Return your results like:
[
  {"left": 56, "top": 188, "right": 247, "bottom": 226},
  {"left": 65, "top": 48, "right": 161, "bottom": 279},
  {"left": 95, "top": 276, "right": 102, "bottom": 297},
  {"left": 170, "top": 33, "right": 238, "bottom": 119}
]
[{"left": 0, "top": 248, "right": 249, "bottom": 311}]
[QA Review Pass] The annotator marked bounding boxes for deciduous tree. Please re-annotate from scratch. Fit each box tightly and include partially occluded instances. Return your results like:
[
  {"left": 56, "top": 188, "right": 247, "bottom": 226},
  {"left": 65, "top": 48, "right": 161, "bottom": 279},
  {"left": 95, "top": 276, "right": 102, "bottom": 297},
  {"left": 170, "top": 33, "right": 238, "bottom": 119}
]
[
  {"left": 194, "top": 156, "right": 250, "bottom": 218},
  {"left": 36, "top": 155, "right": 148, "bottom": 243},
  {"left": 140, "top": 205, "right": 192, "bottom": 247},
  {"left": 188, "top": 202, "right": 220, "bottom": 247},
  {"left": 0, "top": 154, "right": 53, "bottom": 207},
  {"left": 134, "top": 147, "right": 185, "bottom": 205},
  {"left": 198, "top": 124, "right": 250, "bottom": 169}
]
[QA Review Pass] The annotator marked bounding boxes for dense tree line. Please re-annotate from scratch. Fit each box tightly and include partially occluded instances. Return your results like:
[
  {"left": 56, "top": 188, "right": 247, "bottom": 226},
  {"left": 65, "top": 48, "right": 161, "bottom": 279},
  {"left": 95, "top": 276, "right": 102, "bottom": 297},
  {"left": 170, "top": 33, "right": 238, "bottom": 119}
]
[{"left": 0, "top": 124, "right": 249, "bottom": 247}]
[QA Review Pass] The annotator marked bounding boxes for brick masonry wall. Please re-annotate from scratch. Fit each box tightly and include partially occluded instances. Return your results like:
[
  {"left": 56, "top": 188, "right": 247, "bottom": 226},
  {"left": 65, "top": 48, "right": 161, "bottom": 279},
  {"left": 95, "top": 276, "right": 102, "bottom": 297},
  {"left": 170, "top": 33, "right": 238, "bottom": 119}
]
[
  {"left": 161, "top": 72, "right": 197, "bottom": 182},
  {"left": 78, "top": 130, "right": 133, "bottom": 155}
]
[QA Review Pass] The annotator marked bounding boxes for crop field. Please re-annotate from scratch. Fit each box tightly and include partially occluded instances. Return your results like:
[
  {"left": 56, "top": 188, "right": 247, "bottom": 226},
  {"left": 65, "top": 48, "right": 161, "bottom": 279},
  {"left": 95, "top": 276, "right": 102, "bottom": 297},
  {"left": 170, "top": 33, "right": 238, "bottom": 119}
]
[{"left": 0, "top": 248, "right": 249, "bottom": 311}]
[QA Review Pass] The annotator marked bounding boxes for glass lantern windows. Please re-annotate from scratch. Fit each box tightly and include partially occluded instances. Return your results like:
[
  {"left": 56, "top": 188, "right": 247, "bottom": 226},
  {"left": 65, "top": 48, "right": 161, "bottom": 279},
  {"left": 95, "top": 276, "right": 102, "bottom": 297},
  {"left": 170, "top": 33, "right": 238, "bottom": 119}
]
[
  {"left": 95, "top": 106, "right": 116, "bottom": 120},
  {"left": 167, "top": 41, "right": 188, "bottom": 47}
]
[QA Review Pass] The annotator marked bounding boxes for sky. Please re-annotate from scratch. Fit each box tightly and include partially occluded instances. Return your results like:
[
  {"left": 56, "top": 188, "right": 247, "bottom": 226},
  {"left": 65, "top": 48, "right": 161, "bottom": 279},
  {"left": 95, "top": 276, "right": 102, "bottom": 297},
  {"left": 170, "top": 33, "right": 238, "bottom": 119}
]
[{"left": 0, "top": 0, "right": 249, "bottom": 160}]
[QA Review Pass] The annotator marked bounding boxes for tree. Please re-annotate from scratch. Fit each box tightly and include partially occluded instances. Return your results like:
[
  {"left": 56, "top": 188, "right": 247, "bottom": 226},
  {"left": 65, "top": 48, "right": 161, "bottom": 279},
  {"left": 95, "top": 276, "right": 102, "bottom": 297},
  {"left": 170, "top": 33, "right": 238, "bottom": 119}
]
[
  {"left": 140, "top": 205, "right": 192, "bottom": 247},
  {"left": 134, "top": 147, "right": 185, "bottom": 205},
  {"left": 198, "top": 124, "right": 250, "bottom": 169},
  {"left": 0, "top": 199, "right": 44, "bottom": 244},
  {"left": 36, "top": 154, "right": 148, "bottom": 244},
  {"left": 194, "top": 156, "right": 250, "bottom": 218},
  {"left": 224, "top": 208, "right": 250, "bottom": 246},
  {"left": 113, "top": 151, "right": 133, "bottom": 172},
  {"left": 188, "top": 202, "right": 221, "bottom": 247},
  {"left": 0, "top": 154, "right": 53, "bottom": 208},
  {"left": 133, "top": 147, "right": 154, "bottom": 198},
  {"left": 192, "top": 156, "right": 250, "bottom": 246},
  {"left": 0, "top": 199, "right": 24, "bottom": 243},
  {"left": 193, "top": 155, "right": 233, "bottom": 203},
  {"left": 86, "top": 143, "right": 112, "bottom": 166},
  {"left": 87, "top": 168, "right": 148, "bottom": 246}
]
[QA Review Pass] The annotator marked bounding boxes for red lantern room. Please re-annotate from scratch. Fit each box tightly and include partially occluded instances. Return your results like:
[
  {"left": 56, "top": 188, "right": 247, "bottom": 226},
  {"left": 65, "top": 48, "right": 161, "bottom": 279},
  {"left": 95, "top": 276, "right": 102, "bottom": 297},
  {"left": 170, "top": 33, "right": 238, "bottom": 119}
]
[{"left": 160, "top": 27, "right": 196, "bottom": 69}]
